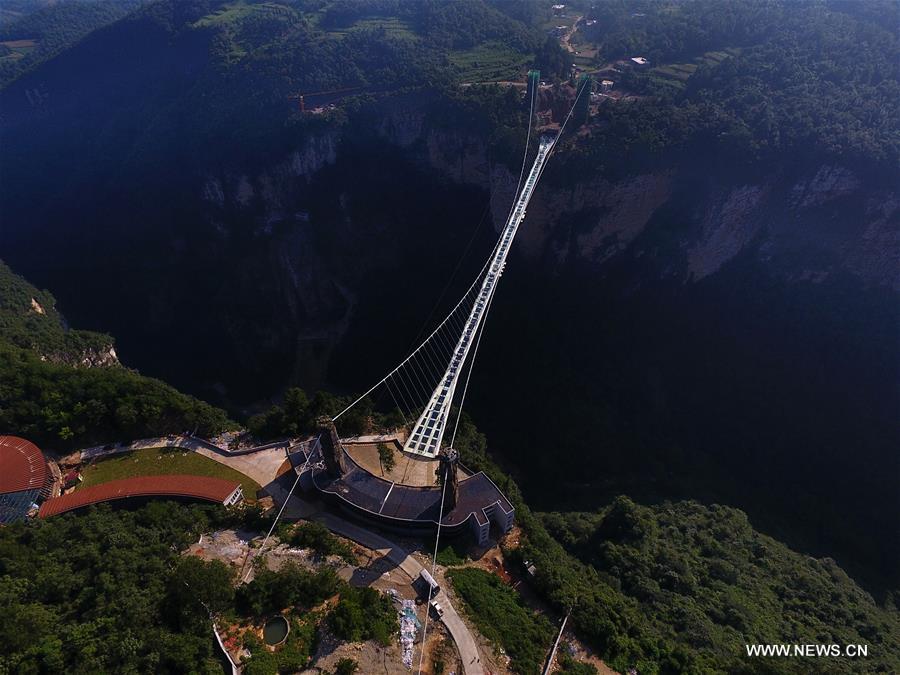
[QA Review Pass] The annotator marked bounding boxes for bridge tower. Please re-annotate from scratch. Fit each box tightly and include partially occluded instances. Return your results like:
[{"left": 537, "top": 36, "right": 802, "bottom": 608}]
[
  {"left": 318, "top": 417, "right": 347, "bottom": 477},
  {"left": 526, "top": 69, "right": 540, "bottom": 107},
  {"left": 437, "top": 447, "right": 460, "bottom": 511},
  {"left": 575, "top": 73, "right": 592, "bottom": 126}
]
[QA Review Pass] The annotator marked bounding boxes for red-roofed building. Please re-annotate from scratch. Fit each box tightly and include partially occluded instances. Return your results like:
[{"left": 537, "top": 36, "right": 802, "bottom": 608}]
[
  {"left": 39, "top": 475, "right": 243, "bottom": 518},
  {"left": 0, "top": 436, "right": 49, "bottom": 494},
  {"left": 0, "top": 436, "right": 51, "bottom": 524}
]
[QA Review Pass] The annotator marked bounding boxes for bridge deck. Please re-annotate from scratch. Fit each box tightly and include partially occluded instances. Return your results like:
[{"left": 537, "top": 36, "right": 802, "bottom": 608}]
[{"left": 404, "top": 135, "right": 556, "bottom": 457}]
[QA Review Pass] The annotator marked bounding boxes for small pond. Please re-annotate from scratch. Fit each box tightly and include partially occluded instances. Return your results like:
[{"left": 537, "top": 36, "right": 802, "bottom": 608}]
[{"left": 263, "top": 616, "right": 289, "bottom": 646}]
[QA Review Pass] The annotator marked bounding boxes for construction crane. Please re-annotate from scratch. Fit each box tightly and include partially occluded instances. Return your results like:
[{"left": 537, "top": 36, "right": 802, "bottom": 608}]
[{"left": 286, "top": 92, "right": 305, "bottom": 113}]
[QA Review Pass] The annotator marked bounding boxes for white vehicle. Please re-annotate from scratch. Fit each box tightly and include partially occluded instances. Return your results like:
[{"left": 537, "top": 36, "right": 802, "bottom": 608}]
[
  {"left": 418, "top": 569, "right": 440, "bottom": 596},
  {"left": 429, "top": 599, "right": 444, "bottom": 617}
]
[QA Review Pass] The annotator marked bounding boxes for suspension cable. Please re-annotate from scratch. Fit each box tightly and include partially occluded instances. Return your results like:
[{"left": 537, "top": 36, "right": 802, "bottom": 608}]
[
  {"left": 449, "top": 276, "right": 498, "bottom": 449},
  {"left": 415, "top": 472, "right": 450, "bottom": 675},
  {"left": 331, "top": 256, "right": 493, "bottom": 422},
  {"left": 410, "top": 78, "right": 538, "bottom": 348},
  {"left": 332, "top": 75, "right": 540, "bottom": 425},
  {"left": 445, "top": 75, "right": 539, "bottom": 447},
  {"left": 242, "top": 434, "right": 321, "bottom": 582}
]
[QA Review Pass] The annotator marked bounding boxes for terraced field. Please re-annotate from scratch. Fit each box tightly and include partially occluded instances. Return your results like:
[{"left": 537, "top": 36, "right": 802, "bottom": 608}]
[
  {"left": 325, "top": 16, "right": 417, "bottom": 39},
  {"left": 651, "top": 48, "right": 742, "bottom": 87},
  {"left": 449, "top": 40, "right": 530, "bottom": 82}
]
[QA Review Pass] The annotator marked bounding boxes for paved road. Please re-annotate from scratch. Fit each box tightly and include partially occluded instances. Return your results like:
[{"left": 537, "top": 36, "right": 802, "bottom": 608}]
[
  {"left": 317, "top": 513, "right": 484, "bottom": 675},
  {"left": 192, "top": 444, "right": 287, "bottom": 489},
  {"left": 264, "top": 476, "right": 485, "bottom": 675}
]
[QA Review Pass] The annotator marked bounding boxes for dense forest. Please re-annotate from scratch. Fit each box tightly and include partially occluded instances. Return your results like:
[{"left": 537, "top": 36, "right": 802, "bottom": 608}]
[
  {"left": 0, "top": 502, "right": 390, "bottom": 674},
  {"left": 0, "top": 260, "right": 113, "bottom": 361},
  {"left": 0, "top": 503, "right": 236, "bottom": 673}
]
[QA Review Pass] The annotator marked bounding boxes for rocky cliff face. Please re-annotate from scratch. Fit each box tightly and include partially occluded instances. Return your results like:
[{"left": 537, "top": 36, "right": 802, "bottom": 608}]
[
  {"left": 43, "top": 345, "right": 120, "bottom": 369},
  {"left": 181, "top": 110, "right": 897, "bottom": 406},
  {"left": 374, "top": 114, "right": 899, "bottom": 293}
]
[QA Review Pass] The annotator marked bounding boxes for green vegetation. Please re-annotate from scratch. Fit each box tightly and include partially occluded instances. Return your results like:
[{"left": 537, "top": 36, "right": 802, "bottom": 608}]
[
  {"left": 316, "top": 0, "right": 537, "bottom": 52},
  {"left": 80, "top": 446, "right": 261, "bottom": 502},
  {"left": 0, "top": 502, "right": 240, "bottom": 673},
  {"left": 424, "top": 529, "right": 468, "bottom": 566},
  {"left": 651, "top": 62, "right": 697, "bottom": 83},
  {"left": 168, "top": 556, "right": 236, "bottom": 631},
  {"left": 426, "top": 82, "right": 535, "bottom": 168},
  {"left": 0, "top": 260, "right": 113, "bottom": 362},
  {"left": 0, "top": 343, "right": 233, "bottom": 448},
  {"left": 0, "top": 262, "right": 234, "bottom": 449},
  {"left": 278, "top": 521, "right": 356, "bottom": 563},
  {"left": 328, "top": 585, "right": 396, "bottom": 646},
  {"left": 433, "top": 540, "right": 468, "bottom": 567},
  {"left": 554, "top": 650, "right": 597, "bottom": 675},
  {"left": 240, "top": 611, "right": 321, "bottom": 675},
  {"left": 334, "top": 657, "right": 359, "bottom": 675},
  {"left": 323, "top": 15, "right": 416, "bottom": 40},
  {"left": 235, "top": 562, "right": 395, "bottom": 672},
  {"left": 280, "top": 615, "right": 320, "bottom": 674},
  {"left": 447, "top": 567, "right": 554, "bottom": 675},
  {"left": 236, "top": 562, "right": 341, "bottom": 617},
  {"left": 240, "top": 638, "right": 281, "bottom": 675},
  {"left": 559, "top": 0, "right": 899, "bottom": 176},
  {"left": 452, "top": 415, "right": 900, "bottom": 674},
  {"left": 449, "top": 40, "right": 531, "bottom": 82},
  {"left": 0, "top": 0, "right": 139, "bottom": 86},
  {"left": 540, "top": 498, "right": 900, "bottom": 673},
  {"left": 0, "top": 4, "right": 897, "bottom": 674},
  {"left": 249, "top": 386, "right": 403, "bottom": 440},
  {"left": 0, "top": 496, "right": 376, "bottom": 675},
  {"left": 377, "top": 442, "right": 396, "bottom": 472}
]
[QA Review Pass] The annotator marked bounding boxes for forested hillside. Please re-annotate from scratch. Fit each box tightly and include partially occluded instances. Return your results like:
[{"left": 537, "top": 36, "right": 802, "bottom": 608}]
[
  {"left": 542, "top": 500, "right": 900, "bottom": 673},
  {"left": 0, "top": 262, "right": 232, "bottom": 448},
  {"left": 0, "top": 0, "right": 140, "bottom": 86},
  {"left": 553, "top": 0, "right": 899, "bottom": 179},
  {"left": 454, "top": 418, "right": 900, "bottom": 674},
  {"left": 0, "top": 260, "right": 114, "bottom": 362}
]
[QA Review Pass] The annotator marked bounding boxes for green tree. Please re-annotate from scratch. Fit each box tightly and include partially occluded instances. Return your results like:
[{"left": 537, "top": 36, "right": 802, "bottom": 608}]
[
  {"left": 377, "top": 442, "right": 396, "bottom": 473},
  {"left": 335, "top": 657, "right": 359, "bottom": 675},
  {"left": 167, "top": 557, "right": 235, "bottom": 630},
  {"left": 283, "top": 387, "right": 310, "bottom": 435},
  {"left": 328, "top": 587, "right": 396, "bottom": 646}
]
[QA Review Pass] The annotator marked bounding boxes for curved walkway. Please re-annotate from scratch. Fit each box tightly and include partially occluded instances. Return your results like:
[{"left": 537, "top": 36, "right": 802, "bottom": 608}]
[{"left": 38, "top": 475, "right": 240, "bottom": 517}]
